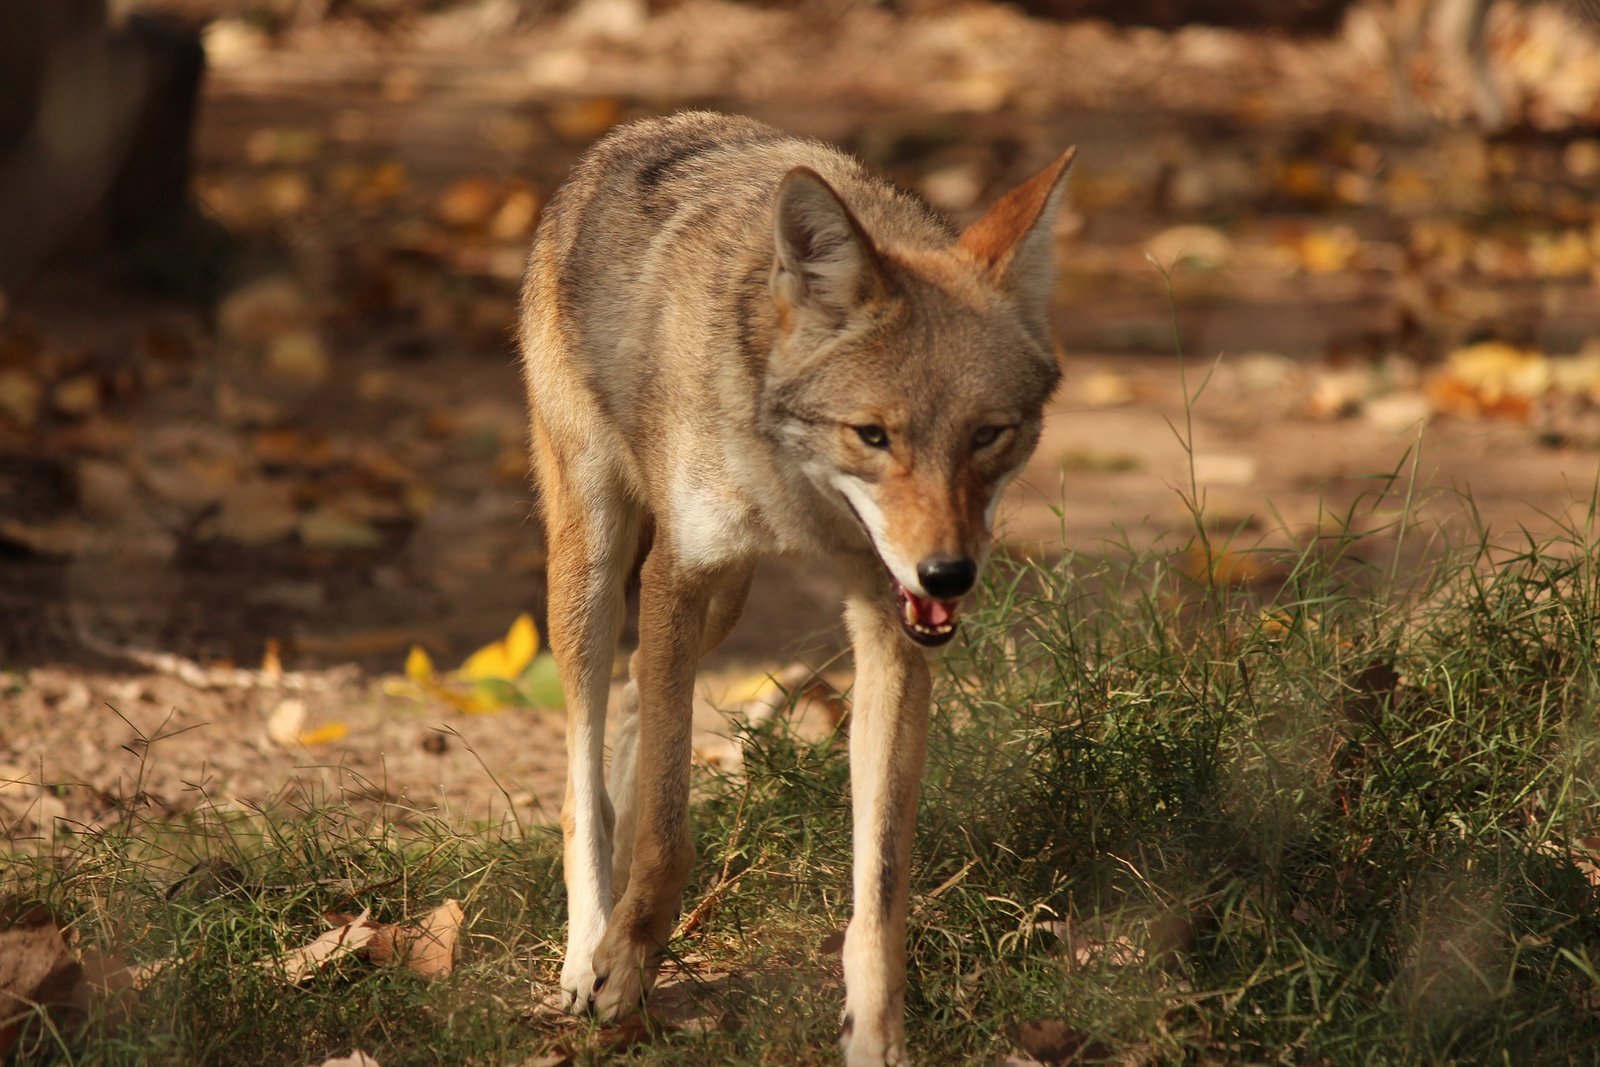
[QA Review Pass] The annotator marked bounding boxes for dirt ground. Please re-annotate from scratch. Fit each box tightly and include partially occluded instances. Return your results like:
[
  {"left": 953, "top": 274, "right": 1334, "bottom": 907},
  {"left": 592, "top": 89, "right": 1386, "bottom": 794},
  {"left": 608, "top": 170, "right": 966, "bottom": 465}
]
[{"left": 4, "top": 0, "right": 1600, "bottom": 847}]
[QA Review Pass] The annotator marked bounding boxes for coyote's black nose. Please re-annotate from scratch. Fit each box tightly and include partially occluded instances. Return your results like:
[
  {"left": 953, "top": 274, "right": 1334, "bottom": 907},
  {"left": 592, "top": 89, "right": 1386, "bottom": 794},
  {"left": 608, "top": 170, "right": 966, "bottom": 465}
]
[{"left": 917, "top": 556, "right": 977, "bottom": 600}]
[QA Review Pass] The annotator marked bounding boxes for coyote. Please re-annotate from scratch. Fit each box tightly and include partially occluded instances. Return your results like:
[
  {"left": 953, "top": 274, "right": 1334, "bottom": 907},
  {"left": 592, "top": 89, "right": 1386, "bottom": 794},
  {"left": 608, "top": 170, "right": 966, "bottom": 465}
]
[{"left": 519, "top": 112, "right": 1074, "bottom": 1065}]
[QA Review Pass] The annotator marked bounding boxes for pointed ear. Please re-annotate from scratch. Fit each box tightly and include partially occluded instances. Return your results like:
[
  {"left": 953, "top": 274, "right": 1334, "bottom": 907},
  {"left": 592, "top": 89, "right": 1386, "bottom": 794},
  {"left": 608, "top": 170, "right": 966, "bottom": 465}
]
[
  {"left": 958, "top": 147, "right": 1077, "bottom": 309},
  {"left": 772, "top": 167, "right": 889, "bottom": 327}
]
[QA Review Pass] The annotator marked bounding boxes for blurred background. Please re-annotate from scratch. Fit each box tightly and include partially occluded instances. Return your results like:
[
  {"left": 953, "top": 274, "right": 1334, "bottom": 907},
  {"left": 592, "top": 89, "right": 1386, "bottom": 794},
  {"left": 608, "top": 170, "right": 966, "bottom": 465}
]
[{"left": 2, "top": 0, "right": 1599, "bottom": 827}]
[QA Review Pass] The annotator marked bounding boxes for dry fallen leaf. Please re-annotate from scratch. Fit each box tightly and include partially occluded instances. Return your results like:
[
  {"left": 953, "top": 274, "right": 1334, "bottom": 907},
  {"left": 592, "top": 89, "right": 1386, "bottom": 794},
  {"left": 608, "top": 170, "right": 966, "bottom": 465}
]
[
  {"left": 1427, "top": 341, "right": 1549, "bottom": 420},
  {"left": 217, "top": 275, "right": 312, "bottom": 345},
  {"left": 264, "top": 330, "right": 331, "bottom": 385},
  {"left": 399, "top": 644, "right": 497, "bottom": 714},
  {"left": 245, "top": 127, "right": 323, "bottom": 167},
  {"left": 1017, "top": 1018, "right": 1104, "bottom": 1065},
  {"left": 1179, "top": 543, "right": 1275, "bottom": 588},
  {"left": 490, "top": 186, "right": 542, "bottom": 239},
  {"left": 436, "top": 177, "right": 502, "bottom": 229},
  {"left": 0, "top": 367, "right": 42, "bottom": 427},
  {"left": 298, "top": 508, "right": 383, "bottom": 550},
  {"left": 261, "top": 911, "right": 379, "bottom": 984},
  {"left": 549, "top": 97, "right": 623, "bottom": 143},
  {"left": 1076, "top": 370, "right": 1137, "bottom": 409},
  {"left": 0, "top": 921, "right": 79, "bottom": 1057},
  {"left": 366, "top": 899, "right": 464, "bottom": 978},
  {"left": 1145, "top": 224, "right": 1232, "bottom": 271},
  {"left": 51, "top": 375, "right": 101, "bottom": 418},
  {"left": 76, "top": 946, "right": 168, "bottom": 1030},
  {"left": 296, "top": 723, "right": 350, "bottom": 747},
  {"left": 201, "top": 480, "right": 301, "bottom": 546},
  {"left": 1297, "top": 226, "right": 1362, "bottom": 274}
]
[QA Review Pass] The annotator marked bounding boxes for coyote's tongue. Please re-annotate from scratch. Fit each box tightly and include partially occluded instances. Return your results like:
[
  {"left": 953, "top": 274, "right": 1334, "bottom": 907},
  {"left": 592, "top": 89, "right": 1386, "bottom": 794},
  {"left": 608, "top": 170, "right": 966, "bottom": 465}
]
[{"left": 896, "top": 583, "right": 961, "bottom": 647}]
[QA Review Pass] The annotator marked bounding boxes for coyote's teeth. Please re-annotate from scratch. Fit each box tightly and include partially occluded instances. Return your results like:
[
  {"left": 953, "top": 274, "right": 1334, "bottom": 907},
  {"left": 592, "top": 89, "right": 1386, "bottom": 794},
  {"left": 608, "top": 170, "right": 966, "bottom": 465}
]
[{"left": 903, "top": 598, "right": 917, "bottom": 626}]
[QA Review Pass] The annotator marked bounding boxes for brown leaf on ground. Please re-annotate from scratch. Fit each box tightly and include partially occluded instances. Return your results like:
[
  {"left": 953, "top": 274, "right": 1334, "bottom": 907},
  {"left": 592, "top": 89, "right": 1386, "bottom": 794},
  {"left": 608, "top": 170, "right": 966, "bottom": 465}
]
[
  {"left": 0, "top": 919, "right": 80, "bottom": 1057},
  {"left": 366, "top": 899, "right": 464, "bottom": 978},
  {"left": 1017, "top": 1018, "right": 1111, "bottom": 1065},
  {"left": 1426, "top": 342, "right": 1549, "bottom": 421},
  {"left": 76, "top": 946, "right": 169, "bottom": 1028},
  {"left": 260, "top": 911, "right": 379, "bottom": 984},
  {"left": 549, "top": 97, "right": 623, "bottom": 143},
  {"left": 1568, "top": 836, "right": 1600, "bottom": 887},
  {"left": 217, "top": 275, "right": 313, "bottom": 345},
  {"left": 0, "top": 367, "right": 43, "bottom": 427},
  {"left": 1178, "top": 542, "right": 1279, "bottom": 588},
  {"left": 200, "top": 479, "right": 301, "bottom": 545},
  {"left": 298, "top": 507, "right": 384, "bottom": 550},
  {"left": 436, "top": 177, "right": 501, "bottom": 230},
  {"left": 593, "top": 1014, "right": 655, "bottom": 1054}
]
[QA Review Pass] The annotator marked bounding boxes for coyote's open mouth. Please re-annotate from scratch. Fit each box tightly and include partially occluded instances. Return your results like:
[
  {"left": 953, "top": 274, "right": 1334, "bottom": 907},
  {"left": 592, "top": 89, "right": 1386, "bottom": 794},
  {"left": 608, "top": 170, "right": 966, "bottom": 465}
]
[{"left": 894, "top": 583, "right": 960, "bottom": 647}]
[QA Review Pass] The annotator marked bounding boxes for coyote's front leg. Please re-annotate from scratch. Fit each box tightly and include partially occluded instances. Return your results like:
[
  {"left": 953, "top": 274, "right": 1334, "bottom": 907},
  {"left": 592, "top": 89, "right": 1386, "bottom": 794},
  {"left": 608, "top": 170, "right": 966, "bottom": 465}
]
[
  {"left": 838, "top": 590, "right": 933, "bottom": 1067},
  {"left": 540, "top": 457, "right": 640, "bottom": 1014},
  {"left": 589, "top": 551, "right": 734, "bottom": 1019}
]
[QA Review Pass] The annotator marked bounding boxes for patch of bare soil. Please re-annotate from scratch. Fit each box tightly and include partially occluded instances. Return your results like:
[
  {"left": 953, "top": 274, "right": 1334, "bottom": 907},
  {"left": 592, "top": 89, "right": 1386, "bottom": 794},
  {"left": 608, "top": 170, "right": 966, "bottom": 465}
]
[{"left": 5, "top": 0, "right": 1600, "bottom": 844}]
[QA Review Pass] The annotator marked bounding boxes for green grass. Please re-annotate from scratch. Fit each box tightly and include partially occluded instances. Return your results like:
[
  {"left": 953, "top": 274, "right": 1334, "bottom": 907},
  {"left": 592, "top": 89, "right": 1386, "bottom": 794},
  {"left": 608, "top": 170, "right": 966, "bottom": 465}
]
[{"left": 7, "top": 503, "right": 1600, "bottom": 1065}]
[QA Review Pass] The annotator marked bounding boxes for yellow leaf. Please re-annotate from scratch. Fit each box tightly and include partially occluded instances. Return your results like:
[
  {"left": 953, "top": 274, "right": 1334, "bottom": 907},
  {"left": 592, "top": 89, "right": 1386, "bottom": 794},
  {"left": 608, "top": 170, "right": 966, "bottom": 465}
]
[
  {"left": 380, "top": 677, "right": 418, "bottom": 698},
  {"left": 405, "top": 645, "right": 436, "bottom": 684},
  {"left": 460, "top": 640, "right": 512, "bottom": 682},
  {"left": 441, "top": 685, "right": 501, "bottom": 714},
  {"left": 460, "top": 614, "right": 539, "bottom": 682},
  {"left": 297, "top": 723, "right": 349, "bottom": 746},
  {"left": 721, "top": 669, "right": 784, "bottom": 707},
  {"left": 503, "top": 613, "right": 539, "bottom": 674}
]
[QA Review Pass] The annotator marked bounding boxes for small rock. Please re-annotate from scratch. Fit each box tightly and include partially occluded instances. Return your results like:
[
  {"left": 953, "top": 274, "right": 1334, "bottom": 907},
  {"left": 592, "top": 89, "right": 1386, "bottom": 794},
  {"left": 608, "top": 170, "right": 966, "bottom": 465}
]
[
  {"left": 1076, "top": 370, "right": 1136, "bottom": 409},
  {"left": 218, "top": 275, "right": 311, "bottom": 345},
  {"left": 1191, "top": 453, "right": 1258, "bottom": 487},
  {"left": 264, "top": 331, "right": 331, "bottom": 385},
  {"left": 1307, "top": 367, "right": 1376, "bottom": 420},
  {"left": 266, "top": 699, "right": 307, "bottom": 747},
  {"left": 201, "top": 480, "right": 299, "bottom": 545},
  {"left": 202, "top": 19, "right": 268, "bottom": 68},
  {"left": 922, "top": 163, "right": 985, "bottom": 212},
  {"left": 1145, "top": 224, "right": 1232, "bottom": 271},
  {"left": 1363, "top": 392, "right": 1432, "bottom": 434}
]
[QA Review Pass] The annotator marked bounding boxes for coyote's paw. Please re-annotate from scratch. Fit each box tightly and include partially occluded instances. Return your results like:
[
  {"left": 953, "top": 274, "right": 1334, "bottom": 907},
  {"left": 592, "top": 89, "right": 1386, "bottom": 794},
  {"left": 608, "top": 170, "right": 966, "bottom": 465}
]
[
  {"left": 589, "top": 922, "right": 663, "bottom": 1022},
  {"left": 839, "top": 1009, "right": 908, "bottom": 1067},
  {"left": 558, "top": 953, "right": 602, "bottom": 1015}
]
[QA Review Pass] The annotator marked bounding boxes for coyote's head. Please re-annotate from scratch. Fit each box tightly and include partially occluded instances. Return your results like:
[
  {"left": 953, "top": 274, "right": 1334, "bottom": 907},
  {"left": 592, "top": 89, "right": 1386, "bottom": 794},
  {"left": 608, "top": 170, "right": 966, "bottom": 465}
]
[{"left": 758, "top": 149, "right": 1075, "bottom": 647}]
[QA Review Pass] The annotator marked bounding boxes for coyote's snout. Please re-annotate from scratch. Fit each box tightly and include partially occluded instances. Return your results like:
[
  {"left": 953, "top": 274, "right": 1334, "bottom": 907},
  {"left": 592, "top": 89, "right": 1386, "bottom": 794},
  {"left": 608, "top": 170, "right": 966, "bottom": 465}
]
[{"left": 520, "top": 112, "right": 1074, "bottom": 1066}]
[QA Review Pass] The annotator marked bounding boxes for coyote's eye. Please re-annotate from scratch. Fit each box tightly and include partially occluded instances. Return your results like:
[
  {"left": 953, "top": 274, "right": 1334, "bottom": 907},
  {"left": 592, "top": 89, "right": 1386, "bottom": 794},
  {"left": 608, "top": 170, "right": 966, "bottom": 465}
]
[
  {"left": 855, "top": 425, "right": 890, "bottom": 449},
  {"left": 972, "top": 425, "right": 1005, "bottom": 449}
]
